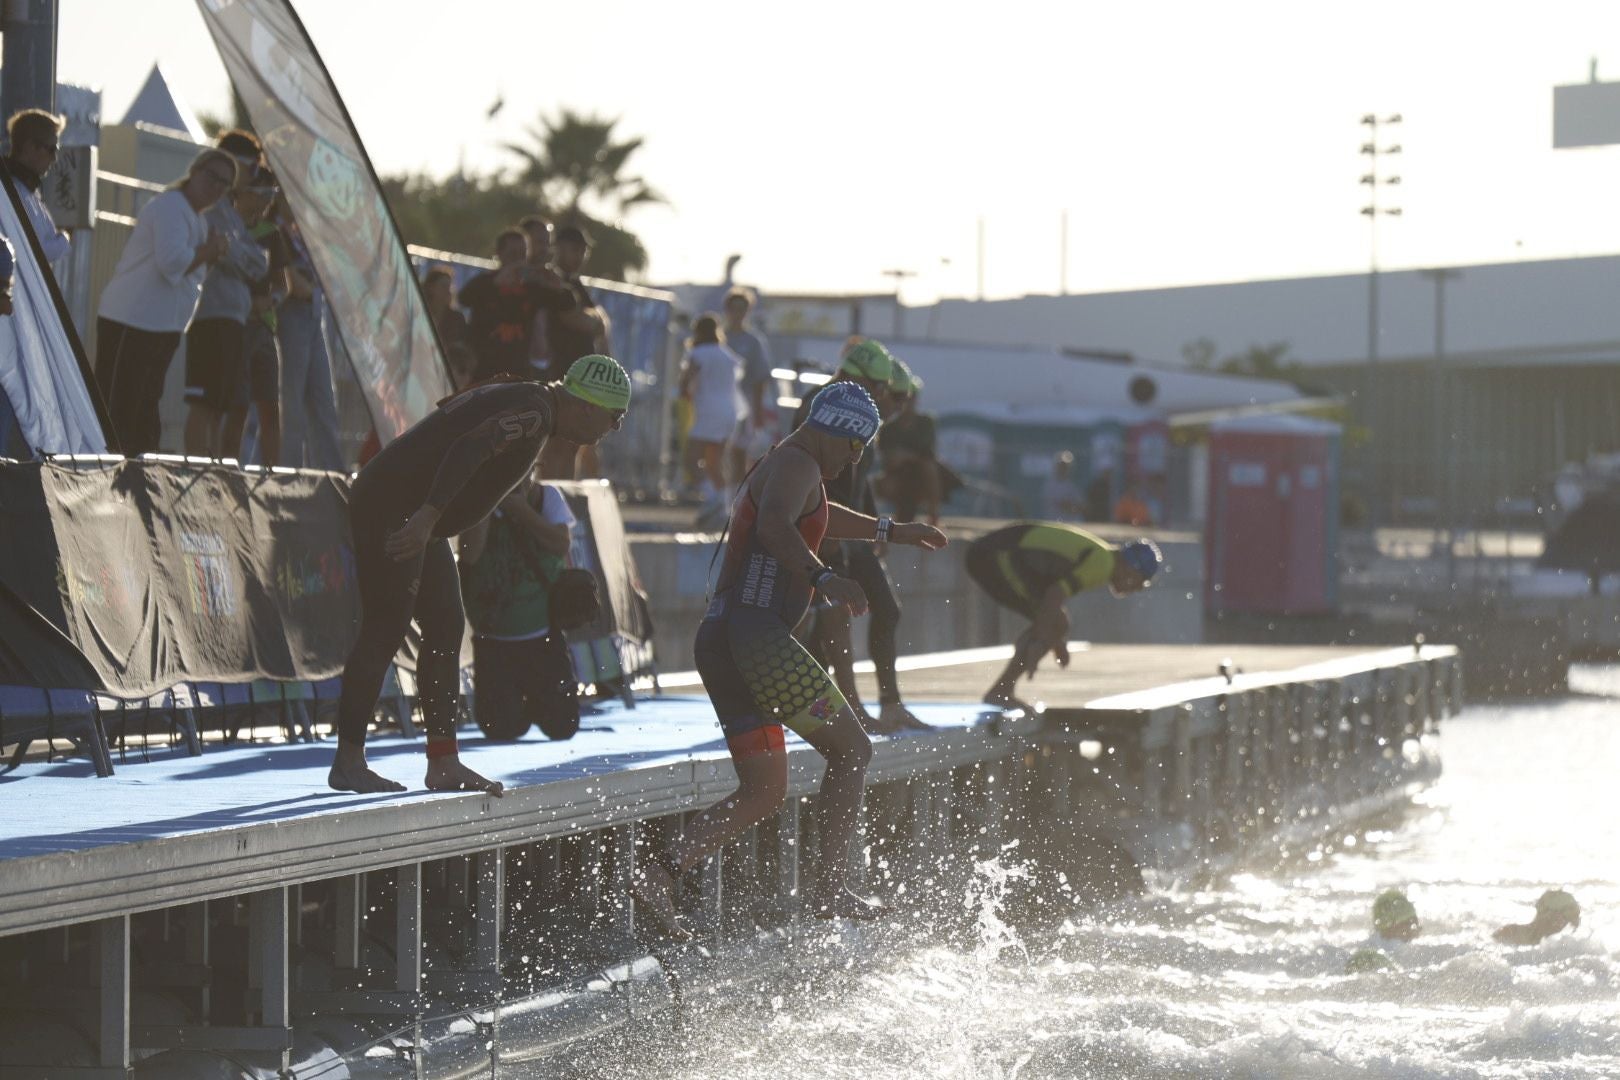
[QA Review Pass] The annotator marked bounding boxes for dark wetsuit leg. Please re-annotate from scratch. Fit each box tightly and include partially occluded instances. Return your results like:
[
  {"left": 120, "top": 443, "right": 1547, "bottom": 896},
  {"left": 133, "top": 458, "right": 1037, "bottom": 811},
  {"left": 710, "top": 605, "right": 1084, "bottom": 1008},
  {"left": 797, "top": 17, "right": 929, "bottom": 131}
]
[
  {"left": 845, "top": 546, "right": 902, "bottom": 705},
  {"left": 336, "top": 504, "right": 423, "bottom": 744},
  {"left": 412, "top": 538, "right": 465, "bottom": 741}
]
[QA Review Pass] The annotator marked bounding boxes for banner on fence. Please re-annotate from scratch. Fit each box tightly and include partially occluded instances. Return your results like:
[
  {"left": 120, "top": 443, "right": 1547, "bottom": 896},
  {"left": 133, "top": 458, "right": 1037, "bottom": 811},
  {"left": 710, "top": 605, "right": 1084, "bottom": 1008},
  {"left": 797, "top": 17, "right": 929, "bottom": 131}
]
[
  {"left": 0, "top": 460, "right": 357, "bottom": 696},
  {"left": 0, "top": 462, "right": 655, "bottom": 697}
]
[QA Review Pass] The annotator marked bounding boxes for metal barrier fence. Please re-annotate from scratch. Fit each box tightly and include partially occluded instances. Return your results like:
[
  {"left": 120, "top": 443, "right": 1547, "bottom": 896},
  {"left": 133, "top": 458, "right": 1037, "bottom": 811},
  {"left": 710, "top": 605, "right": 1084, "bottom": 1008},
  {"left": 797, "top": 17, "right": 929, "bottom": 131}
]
[{"left": 54, "top": 175, "right": 679, "bottom": 490}]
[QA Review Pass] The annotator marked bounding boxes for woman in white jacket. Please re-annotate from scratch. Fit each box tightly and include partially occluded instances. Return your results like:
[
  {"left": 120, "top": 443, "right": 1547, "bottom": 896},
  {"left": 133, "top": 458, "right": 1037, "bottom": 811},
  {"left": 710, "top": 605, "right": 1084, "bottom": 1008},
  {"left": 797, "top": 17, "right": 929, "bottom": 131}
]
[
  {"left": 679, "top": 313, "right": 747, "bottom": 520},
  {"left": 93, "top": 149, "right": 237, "bottom": 454}
]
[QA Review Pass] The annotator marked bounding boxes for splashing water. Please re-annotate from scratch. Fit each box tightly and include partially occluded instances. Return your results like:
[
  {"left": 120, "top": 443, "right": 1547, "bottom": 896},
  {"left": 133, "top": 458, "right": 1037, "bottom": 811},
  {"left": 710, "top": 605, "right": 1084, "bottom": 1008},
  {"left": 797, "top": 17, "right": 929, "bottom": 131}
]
[
  {"left": 533, "top": 672, "right": 1620, "bottom": 1079},
  {"left": 965, "top": 848, "right": 1032, "bottom": 968}
]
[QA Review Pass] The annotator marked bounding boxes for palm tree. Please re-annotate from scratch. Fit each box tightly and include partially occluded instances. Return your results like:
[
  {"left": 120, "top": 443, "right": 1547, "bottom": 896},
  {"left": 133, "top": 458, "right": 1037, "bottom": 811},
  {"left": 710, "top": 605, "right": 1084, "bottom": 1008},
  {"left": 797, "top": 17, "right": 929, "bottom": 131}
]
[{"left": 503, "top": 110, "right": 665, "bottom": 280}]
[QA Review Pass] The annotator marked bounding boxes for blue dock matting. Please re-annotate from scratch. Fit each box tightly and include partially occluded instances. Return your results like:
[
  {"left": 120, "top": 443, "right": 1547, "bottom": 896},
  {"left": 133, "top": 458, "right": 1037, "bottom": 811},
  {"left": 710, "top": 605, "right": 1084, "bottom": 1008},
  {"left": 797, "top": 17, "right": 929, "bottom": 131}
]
[{"left": 0, "top": 696, "right": 988, "bottom": 863}]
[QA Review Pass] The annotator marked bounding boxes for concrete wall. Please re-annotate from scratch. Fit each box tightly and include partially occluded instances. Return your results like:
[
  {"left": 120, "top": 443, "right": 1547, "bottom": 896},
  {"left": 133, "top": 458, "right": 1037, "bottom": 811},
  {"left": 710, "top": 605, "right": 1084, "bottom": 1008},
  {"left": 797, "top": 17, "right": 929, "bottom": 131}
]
[{"left": 630, "top": 529, "right": 1203, "bottom": 674}]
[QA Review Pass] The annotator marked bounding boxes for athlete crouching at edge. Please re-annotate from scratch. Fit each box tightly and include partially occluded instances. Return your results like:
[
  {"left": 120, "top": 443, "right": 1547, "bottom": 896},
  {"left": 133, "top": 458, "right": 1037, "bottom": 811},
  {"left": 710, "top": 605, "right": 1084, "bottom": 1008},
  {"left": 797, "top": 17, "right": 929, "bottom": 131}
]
[
  {"left": 328, "top": 355, "right": 631, "bottom": 796},
  {"left": 631, "top": 382, "right": 947, "bottom": 939}
]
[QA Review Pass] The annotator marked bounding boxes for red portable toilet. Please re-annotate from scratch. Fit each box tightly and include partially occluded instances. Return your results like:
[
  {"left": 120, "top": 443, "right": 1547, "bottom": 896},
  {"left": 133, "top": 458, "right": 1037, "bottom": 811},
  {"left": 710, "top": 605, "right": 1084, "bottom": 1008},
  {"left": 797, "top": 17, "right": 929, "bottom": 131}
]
[{"left": 1204, "top": 415, "right": 1341, "bottom": 615}]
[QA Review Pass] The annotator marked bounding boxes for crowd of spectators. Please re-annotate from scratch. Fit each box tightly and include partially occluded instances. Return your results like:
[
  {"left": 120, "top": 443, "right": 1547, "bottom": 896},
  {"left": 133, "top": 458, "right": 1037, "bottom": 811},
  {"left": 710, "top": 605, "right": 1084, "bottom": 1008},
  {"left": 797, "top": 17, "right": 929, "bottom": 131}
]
[{"left": 84, "top": 126, "right": 347, "bottom": 466}]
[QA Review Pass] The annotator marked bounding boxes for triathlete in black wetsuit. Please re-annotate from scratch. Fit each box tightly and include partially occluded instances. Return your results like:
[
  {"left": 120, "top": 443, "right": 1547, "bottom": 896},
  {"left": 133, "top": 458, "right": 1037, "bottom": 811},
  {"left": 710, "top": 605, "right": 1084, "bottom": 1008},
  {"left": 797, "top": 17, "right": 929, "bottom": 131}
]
[
  {"left": 629, "top": 382, "right": 948, "bottom": 939},
  {"left": 328, "top": 355, "right": 631, "bottom": 796}
]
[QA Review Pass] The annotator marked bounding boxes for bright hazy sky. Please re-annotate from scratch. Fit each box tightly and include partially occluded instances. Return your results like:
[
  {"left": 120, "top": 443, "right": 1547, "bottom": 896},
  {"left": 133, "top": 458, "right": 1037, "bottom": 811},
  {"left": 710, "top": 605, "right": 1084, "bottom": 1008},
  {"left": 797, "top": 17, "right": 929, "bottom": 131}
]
[{"left": 58, "top": 0, "right": 1620, "bottom": 301}]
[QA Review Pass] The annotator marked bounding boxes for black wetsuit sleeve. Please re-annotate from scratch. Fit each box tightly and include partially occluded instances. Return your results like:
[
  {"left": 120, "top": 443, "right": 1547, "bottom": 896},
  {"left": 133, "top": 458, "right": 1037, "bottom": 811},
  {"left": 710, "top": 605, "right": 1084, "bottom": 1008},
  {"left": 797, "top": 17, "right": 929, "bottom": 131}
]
[{"left": 422, "top": 404, "right": 550, "bottom": 514}]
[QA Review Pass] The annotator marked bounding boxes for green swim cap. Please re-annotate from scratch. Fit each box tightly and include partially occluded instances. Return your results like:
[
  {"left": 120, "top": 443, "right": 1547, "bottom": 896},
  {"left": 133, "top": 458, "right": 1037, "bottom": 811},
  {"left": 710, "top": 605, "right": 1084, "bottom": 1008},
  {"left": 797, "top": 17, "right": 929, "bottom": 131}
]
[
  {"left": 1535, "top": 889, "right": 1580, "bottom": 921},
  {"left": 1345, "top": 948, "right": 1393, "bottom": 974},
  {"left": 841, "top": 340, "right": 894, "bottom": 383},
  {"left": 563, "top": 354, "right": 632, "bottom": 411},
  {"left": 887, "top": 357, "right": 918, "bottom": 396},
  {"left": 1372, "top": 889, "right": 1418, "bottom": 935}
]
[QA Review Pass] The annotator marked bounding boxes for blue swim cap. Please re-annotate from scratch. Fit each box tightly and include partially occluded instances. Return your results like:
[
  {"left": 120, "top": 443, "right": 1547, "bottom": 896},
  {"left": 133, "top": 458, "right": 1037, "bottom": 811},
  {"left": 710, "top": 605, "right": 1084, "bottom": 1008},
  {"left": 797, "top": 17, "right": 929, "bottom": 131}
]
[
  {"left": 1119, "top": 539, "right": 1163, "bottom": 580},
  {"left": 805, "top": 381, "right": 882, "bottom": 444}
]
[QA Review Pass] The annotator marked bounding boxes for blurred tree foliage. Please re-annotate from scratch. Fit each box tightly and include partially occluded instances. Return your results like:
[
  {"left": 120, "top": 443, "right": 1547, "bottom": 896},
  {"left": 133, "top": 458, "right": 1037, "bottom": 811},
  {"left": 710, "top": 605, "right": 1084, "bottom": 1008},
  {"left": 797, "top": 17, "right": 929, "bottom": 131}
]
[{"left": 382, "top": 109, "right": 663, "bottom": 282}]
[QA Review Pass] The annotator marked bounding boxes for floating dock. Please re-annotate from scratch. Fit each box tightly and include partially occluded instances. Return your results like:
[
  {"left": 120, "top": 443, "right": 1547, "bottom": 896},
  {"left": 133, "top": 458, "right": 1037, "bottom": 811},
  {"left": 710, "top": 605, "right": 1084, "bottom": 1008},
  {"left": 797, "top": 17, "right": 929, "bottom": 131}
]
[{"left": 0, "top": 642, "right": 1458, "bottom": 1078}]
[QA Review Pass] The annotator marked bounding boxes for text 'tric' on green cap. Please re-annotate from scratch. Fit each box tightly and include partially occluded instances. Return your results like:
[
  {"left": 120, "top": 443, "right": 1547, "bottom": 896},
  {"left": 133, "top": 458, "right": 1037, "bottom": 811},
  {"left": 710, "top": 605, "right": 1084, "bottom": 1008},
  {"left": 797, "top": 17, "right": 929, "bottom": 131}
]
[{"left": 563, "top": 355, "right": 632, "bottom": 412}]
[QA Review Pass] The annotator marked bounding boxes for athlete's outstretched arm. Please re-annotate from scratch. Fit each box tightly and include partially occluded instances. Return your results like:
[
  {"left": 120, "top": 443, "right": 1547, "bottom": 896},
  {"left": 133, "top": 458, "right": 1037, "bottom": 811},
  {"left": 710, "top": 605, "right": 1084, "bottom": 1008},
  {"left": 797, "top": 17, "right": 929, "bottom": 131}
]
[{"left": 825, "top": 502, "right": 947, "bottom": 549}]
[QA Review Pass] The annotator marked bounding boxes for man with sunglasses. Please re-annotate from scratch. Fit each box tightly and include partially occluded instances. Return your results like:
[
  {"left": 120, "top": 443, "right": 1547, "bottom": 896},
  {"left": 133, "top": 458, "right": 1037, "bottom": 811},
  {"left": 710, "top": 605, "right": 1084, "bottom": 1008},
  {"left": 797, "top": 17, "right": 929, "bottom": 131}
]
[
  {"left": 327, "top": 355, "right": 630, "bottom": 797},
  {"left": 3, "top": 109, "right": 70, "bottom": 271}
]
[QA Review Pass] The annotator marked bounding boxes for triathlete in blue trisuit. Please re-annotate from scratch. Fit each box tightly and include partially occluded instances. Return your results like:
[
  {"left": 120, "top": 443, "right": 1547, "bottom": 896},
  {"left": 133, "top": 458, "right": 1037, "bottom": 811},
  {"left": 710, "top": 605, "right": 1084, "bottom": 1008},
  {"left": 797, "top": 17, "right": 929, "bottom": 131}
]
[{"left": 630, "top": 383, "right": 948, "bottom": 939}]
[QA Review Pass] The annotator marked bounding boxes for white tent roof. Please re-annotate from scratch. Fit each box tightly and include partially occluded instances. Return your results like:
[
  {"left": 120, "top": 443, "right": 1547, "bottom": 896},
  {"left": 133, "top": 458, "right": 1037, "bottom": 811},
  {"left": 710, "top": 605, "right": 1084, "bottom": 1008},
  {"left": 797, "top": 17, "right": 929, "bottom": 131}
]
[{"left": 119, "top": 64, "right": 207, "bottom": 143}]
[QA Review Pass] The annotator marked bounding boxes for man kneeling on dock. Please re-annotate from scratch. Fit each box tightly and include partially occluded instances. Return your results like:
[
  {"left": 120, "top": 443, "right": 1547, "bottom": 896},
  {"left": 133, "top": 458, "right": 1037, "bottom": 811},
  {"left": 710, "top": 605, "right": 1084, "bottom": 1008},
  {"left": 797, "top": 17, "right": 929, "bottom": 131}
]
[
  {"left": 966, "top": 522, "right": 1161, "bottom": 710},
  {"left": 631, "top": 382, "right": 947, "bottom": 938}
]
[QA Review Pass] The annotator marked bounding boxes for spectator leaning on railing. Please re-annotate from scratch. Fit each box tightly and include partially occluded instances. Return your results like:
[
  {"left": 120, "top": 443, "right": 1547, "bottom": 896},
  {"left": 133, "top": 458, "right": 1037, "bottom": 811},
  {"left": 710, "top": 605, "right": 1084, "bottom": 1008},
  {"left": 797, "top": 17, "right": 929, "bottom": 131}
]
[
  {"left": 183, "top": 130, "right": 269, "bottom": 459},
  {"left": 2, "top": 109, "right": 70, "bottom": 274},
  {"left": 94, "top": 149, "right": 236, "bottom": 454}
]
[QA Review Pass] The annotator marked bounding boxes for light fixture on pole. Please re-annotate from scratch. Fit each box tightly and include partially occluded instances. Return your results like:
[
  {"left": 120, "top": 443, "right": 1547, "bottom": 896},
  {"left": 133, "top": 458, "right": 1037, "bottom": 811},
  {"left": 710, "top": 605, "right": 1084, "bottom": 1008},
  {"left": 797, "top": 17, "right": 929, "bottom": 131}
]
[
  {"left": 1360, "top": 112, "right": 1403, "bottom": 367},
  {"left": 1359, "top": 112, "right": 1402, "bottom": 531}
]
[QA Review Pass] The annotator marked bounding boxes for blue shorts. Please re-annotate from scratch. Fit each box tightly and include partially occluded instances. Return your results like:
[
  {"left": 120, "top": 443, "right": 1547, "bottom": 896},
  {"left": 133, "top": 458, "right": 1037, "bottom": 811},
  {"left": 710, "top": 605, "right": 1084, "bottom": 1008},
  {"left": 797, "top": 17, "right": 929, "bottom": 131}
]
[{"left": 693, "top": 597, "right": 846, "bottom": 757}]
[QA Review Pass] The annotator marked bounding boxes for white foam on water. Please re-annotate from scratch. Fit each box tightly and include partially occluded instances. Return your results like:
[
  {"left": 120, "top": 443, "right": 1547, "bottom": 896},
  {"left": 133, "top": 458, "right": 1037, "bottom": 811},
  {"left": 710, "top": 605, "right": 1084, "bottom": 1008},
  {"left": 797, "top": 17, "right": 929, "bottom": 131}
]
[{"left": 538, "top": 671, "right": 1620, "bottom": 1079}]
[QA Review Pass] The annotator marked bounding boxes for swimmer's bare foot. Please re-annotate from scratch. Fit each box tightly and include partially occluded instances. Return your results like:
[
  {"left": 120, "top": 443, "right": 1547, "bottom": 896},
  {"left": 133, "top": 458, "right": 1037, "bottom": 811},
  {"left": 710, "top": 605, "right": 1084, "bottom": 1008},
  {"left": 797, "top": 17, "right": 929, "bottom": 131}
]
[
  {"left": 862, "top": 706, "right": 902, "bottom": 735},
  {"left": 328, "top": 754, "right": 407, "bottom": 794},
  {"left": 631, "top": 861, "right": 695, "bottom": 941},
  {"left": 982, "top": 690, "right": 1033, "bottom": 714},
  {"left": 808, "top": 886, "right": 887, "bottom": 921},
  {"left": 881, "top": 702, "right": 931, "bottom": 731},
  {"left": 424, "top": 757, "right": 504, "bottom": 797}
]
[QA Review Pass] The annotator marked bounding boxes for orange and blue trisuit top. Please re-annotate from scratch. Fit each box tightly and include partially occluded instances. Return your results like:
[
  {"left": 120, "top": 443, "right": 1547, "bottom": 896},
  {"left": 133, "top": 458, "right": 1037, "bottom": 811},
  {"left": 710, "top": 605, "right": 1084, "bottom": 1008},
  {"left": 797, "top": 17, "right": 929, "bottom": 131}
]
[{"left": 693, "top": 446, "right": 848, "bottom": 758}]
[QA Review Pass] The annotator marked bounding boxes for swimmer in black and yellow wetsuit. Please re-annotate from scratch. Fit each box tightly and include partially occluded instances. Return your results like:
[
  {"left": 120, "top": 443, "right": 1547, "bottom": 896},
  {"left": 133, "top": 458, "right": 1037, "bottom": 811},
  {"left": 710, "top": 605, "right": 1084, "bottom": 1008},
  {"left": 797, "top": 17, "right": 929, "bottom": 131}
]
[
  {"left": 328, "top": 355, "right": 630, "bottom": 796},
  {"left": 630, "top": 382, "right": 948, "bottom": 939},
  {"left": 966, "top": 522, "right": 1162, "bottom": 710}
]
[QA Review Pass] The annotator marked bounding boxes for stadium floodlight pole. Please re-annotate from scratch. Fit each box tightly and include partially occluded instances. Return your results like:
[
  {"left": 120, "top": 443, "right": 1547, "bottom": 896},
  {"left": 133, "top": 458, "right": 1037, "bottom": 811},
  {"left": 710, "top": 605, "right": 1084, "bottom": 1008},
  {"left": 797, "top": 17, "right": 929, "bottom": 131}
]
[
  {"left": 1360, "top": 113, "right": 1403, "bottom": 365},
  {"left": 1359, "top": 111, "right": 1402, "bottom": 533},
  {"left": 1420, "top": 266, "right": 1462, "bottom": 588},
  {"left": 882, "top": 267, "right": 917, "bottom": 339}
]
